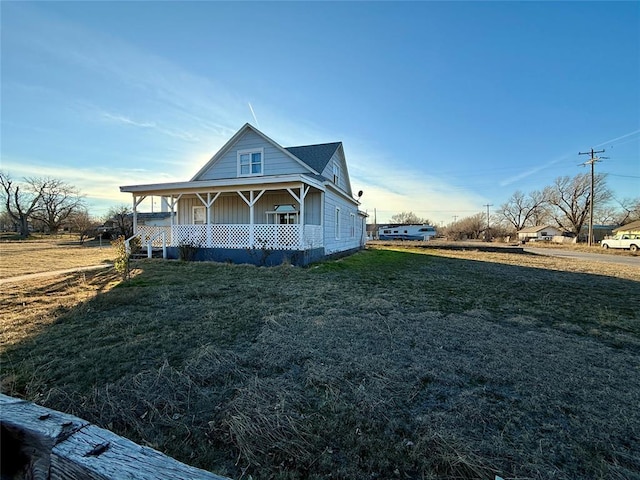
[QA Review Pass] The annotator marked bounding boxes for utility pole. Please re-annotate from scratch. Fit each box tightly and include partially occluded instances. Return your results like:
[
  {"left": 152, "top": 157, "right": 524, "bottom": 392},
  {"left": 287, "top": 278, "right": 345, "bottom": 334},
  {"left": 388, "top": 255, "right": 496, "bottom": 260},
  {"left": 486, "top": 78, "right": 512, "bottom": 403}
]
[
  {"left": 452, "top": 215, "right": 458, "bottom": 223},
  {"left": 578, "top": 148, "right": 605, "bottom": 246},
  {"left": 484, "top": 204, "right": 493, "bottom": 241}
]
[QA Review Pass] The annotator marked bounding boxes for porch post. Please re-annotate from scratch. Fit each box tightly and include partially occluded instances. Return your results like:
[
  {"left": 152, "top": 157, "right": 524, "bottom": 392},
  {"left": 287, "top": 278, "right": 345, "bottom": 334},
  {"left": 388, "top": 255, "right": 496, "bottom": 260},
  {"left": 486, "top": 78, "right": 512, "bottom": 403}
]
[
  {"left": 207, "top": 193, "right": 211, "bottom": 247},
  {"left": 132, "top": 195, "right": 147, "bottom": 237},
  {"left": 168, "top": 194, "right": 182, "bottom": 247},
  {"left": 249, "top": 191, "right": 254, "bottom": 248},
  {"left": 299, "top": 184, "right": 305, "bottom": 249},
  {"left": 132, "top": 196, "right": 137, "bottom": 236},
  {"left": 238, "top": 190, "right": 265, "bottom": 249},
  {"left": 320, "top": 191, "right": 325, "bottom": 247}
]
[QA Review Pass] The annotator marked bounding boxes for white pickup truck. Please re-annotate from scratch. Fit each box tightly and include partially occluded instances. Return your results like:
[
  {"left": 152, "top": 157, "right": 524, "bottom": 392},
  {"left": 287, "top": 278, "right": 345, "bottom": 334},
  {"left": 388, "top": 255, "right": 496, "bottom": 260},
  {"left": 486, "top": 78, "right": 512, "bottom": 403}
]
[{"left": 601, "top": 234, "right": 640, "bottom": 252}]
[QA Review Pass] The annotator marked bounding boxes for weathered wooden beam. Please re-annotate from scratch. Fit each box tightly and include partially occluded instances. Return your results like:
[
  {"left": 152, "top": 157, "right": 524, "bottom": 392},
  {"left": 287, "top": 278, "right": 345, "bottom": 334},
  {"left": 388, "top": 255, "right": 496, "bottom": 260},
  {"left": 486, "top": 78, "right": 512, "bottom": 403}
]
[{"left": 0, "top": 394, "right": 229, "bottom": 480}]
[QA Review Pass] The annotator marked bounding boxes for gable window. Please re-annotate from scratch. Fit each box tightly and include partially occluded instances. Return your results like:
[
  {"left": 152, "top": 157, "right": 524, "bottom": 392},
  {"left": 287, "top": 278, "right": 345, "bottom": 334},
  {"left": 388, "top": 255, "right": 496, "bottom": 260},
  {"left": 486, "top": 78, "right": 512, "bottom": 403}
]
[
  {"left": 335, "top": 207, "right": 341, "bottom": 239},
  {"left": 193, "top": 206, "right": 206, "bottom": 225},
  {"left": 333, "top": 161, "right": 341, "bottom": 185},
  {"left": 238, "top": 148, "right": 263, "bottom": 176}
]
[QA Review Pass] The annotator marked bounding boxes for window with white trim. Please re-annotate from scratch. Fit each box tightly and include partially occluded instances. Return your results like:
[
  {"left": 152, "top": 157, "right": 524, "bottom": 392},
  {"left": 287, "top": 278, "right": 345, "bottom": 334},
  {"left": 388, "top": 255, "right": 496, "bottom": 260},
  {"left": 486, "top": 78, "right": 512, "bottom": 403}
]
[
  {"left": 333, "top": 161, "right": 341, "bottom": 185},
  {"left": 350, "top": 213, "right": 356, "bottom": 238},
  {"left": 335, "top": 207, "right": 341, "bottom": 239},
  {"left": 193, "top": 206, "right": 206, "bottom": 225},
  {"left": 238, "top": 148, "right": 263, "bottom": 176}
]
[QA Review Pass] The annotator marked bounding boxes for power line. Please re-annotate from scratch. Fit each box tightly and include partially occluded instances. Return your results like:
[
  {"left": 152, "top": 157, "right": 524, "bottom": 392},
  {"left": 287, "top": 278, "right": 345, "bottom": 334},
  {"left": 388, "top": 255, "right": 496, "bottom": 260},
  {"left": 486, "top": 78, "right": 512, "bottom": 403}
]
[{"left": 578, "top": 148, "right": 605, "bottom": 247}]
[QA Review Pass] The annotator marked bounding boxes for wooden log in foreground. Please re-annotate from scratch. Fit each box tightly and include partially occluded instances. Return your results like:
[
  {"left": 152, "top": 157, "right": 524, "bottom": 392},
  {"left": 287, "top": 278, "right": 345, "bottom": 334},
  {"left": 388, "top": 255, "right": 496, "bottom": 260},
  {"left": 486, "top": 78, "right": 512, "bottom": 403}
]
[{"left": 0, "top": 394, "right": 230, "bottom": 480}]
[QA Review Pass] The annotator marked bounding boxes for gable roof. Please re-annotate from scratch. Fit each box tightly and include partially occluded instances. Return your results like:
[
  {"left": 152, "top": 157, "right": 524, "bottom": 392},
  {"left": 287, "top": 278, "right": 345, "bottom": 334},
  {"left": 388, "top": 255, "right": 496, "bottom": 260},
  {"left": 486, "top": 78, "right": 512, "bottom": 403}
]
[
  {"left": 285, "top": 142, "right": 341, "bottom": 174},
  {"left": 614, "top": 219, "right": 640, "bottom": 232},
  {"left": 191, "top": 123, "right": 320, "bottom": 181},
  {"left": 517, "top": 225, "right": 560, "bottom": 234}
]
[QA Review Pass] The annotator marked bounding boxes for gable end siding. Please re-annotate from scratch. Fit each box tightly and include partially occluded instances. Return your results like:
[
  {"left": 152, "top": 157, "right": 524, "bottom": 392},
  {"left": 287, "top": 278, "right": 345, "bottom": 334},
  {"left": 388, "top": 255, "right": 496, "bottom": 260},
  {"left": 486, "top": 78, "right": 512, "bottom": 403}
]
[
  {"left": 321, "top": 148, "right": 352, "bottom": 196},
  {"left": 197, "top": 130, "right": 310, "bottom": 181}
]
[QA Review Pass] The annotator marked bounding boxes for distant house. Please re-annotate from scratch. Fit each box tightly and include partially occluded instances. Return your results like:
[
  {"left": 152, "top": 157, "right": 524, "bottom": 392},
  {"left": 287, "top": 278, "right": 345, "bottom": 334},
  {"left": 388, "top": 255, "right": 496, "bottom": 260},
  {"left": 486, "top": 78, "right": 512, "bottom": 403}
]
[
  {"left": 579, "top": 224, "right": 616, "bottom": 243},
  {"left": 613, "top": 219, "right": 640, "bottom": 236},
  {"left": 120, "top": 124, "right": 367, "bottom": 265},
  {"left": 366, "top": 223, "right": 379, "bottom": 241},
  {"left": 517, "top": 225, "right": 564, "bottom": 242}
]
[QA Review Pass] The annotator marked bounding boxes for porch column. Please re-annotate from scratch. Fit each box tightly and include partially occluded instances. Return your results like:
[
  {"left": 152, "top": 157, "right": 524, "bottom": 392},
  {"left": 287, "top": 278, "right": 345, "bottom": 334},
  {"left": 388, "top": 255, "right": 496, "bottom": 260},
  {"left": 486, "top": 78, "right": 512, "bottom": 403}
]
[
  {"left": 287, "top": 184, "right": 309, "bottom": 249},
  {"left": 132, "top": 195, "right": 147, "bottom": 237},
  {"left": 168, "top": 194, "right": 182, "bottom": 246},
  {"left": 196, "top": 192, "right": 220, "bottom": 248},
  {"left": 237, "top": 190, "right": 266, "bottom": 248}
]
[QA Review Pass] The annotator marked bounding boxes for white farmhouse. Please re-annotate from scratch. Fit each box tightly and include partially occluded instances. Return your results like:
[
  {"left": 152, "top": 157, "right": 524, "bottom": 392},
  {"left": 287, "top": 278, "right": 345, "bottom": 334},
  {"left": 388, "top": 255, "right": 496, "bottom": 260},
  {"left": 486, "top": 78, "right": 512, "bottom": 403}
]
[{"left": 120, "top": 124, "right": 367, "bottom": 265}]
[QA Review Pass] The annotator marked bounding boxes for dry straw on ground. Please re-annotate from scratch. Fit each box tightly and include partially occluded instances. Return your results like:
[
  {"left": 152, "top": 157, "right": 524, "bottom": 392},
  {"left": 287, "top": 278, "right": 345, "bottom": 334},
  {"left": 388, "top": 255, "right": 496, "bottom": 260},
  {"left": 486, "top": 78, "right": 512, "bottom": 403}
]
[
  {"left": 0, "top": 238, "right": 113, "bottom": 278},
  {"left": 1, "top": 241, "right": 639, "bottom": 479}
]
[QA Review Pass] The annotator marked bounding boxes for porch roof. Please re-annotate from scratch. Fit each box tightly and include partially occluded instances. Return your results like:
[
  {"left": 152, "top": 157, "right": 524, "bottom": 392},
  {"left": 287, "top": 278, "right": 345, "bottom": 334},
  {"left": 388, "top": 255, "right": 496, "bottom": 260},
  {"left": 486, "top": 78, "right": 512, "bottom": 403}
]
[{"left": 120, "top": 174, "right": 326, "bottom": 196}]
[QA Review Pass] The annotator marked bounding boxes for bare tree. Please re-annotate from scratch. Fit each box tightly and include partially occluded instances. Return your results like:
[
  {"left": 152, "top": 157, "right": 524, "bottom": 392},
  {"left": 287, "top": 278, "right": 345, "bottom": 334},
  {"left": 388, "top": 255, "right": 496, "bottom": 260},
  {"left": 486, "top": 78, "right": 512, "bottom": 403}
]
[
  {"left": 0, "top": 210, "right": 16, "bottom": 232},
  {"left": 444, "top": 213, "right": 485, "bottom": 240},
  {"left": 496, "top": 190, "right": 547, "bottom": 231},
  {"left": 29, "top": 177, "right": 84, "bottom": 233},
  {"left": 543, "top": 173, "right": 611, "bottom": 236},
  {"left": 389, "top": 211, "right": 431, "bottom": 225},
  {"left": 613, "top": 197, "right": 640, "bottom": 225},
  {"left": 0, "top": 172, "right": 45, "bottom": 237},
  {"left": 69, "top": 209, "right": 100, "bottom": 243},
  {"left": 593, "top": 205, "right": 621, "bottom": 226},
  {"left": 105, "top": 205, "right": 134, "bottom": 239}
]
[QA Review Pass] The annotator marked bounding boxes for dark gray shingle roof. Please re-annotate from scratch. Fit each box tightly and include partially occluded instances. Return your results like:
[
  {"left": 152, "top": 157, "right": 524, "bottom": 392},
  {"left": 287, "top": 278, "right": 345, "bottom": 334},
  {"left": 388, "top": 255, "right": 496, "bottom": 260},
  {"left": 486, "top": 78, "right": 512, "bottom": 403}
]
[{"left": 285, "top": 142, "right": 341, "bottom": 175}]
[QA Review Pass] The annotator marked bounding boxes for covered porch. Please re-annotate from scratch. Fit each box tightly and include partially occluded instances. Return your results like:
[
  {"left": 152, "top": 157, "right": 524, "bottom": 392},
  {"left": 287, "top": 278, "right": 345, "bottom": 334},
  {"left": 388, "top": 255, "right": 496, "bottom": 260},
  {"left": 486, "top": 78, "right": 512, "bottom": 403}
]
[
  {"left": 137, "top": 223, "right": 323, "bottom": 251},
  {"left": 122, "top": 176, "right": 326, "bottom": 258}
]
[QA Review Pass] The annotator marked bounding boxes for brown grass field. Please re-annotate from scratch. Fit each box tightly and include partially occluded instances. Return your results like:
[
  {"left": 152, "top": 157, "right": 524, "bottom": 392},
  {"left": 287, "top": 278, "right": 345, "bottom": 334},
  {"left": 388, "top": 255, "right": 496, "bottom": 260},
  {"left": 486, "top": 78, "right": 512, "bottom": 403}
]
[
  {"left": 1, "top": 240, "right": 639, "bottom": 479},
  {"left": 0, "top": 238, "right": 113, "bottom": 279}
]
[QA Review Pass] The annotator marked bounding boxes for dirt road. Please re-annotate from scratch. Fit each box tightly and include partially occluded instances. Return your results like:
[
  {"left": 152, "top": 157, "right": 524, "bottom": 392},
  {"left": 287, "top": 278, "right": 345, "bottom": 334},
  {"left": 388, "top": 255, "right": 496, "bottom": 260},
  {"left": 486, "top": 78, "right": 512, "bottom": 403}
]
[{"left": 525, "top": 247, "right": 640, "bottom": 267}]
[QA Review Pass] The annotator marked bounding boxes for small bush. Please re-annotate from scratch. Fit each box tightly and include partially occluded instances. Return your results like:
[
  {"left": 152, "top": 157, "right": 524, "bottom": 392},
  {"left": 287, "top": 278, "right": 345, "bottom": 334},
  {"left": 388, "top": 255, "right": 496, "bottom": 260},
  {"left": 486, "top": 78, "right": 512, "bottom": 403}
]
[{"left": 178, "top": 241, "right": 198, "bottom": 261}]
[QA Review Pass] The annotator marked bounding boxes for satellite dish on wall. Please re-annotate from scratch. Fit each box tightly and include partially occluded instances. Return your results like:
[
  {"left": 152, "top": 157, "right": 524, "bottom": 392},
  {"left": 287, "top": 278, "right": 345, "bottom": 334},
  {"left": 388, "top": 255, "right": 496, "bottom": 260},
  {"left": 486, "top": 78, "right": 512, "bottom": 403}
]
[{"left": 357, "top": 190, "right": 363, "bottom": 198}]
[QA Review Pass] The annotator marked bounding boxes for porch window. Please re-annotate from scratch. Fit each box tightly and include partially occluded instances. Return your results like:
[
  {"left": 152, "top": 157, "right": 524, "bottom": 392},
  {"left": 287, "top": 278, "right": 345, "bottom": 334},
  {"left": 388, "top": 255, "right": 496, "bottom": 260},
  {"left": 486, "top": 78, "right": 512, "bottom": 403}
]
[
  {"left": 266, "top": 204, "right": 299, "bottom": 225},
  {"left": 238, "top": 148, "right": 263, "bottom": 176},
  {"left": 193, "top": 206, "right": 206, "bottom": 224}
]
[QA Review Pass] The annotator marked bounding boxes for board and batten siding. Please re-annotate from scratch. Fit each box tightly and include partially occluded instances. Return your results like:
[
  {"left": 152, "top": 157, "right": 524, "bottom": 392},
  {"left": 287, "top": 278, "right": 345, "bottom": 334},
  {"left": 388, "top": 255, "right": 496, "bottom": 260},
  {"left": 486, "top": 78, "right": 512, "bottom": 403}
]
[
  {"left": 196, "top": 130, "right": 309, "bottom": 181},
  {"left": 323, "top": 189, "right": 363, "bottom": 254},
  {"left": 177, "top": 191, "right": 322, "bottom": 225}
]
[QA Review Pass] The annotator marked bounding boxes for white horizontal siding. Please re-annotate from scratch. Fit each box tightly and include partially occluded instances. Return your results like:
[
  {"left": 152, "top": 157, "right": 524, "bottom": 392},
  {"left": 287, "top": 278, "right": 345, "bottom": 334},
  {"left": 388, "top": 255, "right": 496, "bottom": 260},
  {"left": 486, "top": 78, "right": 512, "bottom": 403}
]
[
  {"left": 198, "top": 130, "right": 309, "bottom": 180},
  {"left": 323, "top": 189, "right": 362, "bottom": 254}
]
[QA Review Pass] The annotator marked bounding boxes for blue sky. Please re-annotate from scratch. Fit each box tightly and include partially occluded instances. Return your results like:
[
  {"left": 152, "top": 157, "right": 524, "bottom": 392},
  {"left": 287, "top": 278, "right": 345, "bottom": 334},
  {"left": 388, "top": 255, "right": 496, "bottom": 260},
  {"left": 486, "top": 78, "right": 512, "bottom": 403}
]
[{"left": 2, "top": 1, "right": 638, "bottom": 225}]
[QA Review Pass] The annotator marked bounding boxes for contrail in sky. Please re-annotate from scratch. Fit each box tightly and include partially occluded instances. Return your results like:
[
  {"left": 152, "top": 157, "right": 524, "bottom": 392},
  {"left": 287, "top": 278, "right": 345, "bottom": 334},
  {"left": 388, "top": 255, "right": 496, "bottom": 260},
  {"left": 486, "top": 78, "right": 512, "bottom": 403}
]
[
  {"left": 593, "top": 128, "right": 640, "bottom": 148},
  {"left": 248, "top": 102, "right": 259, "bottom": 128},
  {"left": 501, "top": 128, "right": 640, "bottom": 186}
]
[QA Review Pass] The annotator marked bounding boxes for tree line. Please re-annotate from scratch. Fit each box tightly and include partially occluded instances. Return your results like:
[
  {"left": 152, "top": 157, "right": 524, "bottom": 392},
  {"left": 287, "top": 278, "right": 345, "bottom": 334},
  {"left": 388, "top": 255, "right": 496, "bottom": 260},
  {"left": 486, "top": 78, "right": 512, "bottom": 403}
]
[
  {"left": 0, "top": 172, "right": 134, "bottom": 241},
  {"left": 384, "top": 173, "right": 639, "bottom": 242},
  {"left": 449, "top": 172, "right": 639, "bottom": 241}
]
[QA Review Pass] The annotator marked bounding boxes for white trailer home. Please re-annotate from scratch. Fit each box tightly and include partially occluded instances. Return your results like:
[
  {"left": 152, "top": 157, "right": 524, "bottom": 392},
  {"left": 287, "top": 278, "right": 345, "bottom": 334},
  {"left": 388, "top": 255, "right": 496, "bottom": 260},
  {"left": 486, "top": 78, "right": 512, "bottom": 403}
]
[{"left": 378, "top": 224, "right": 437, "bottom": 241}]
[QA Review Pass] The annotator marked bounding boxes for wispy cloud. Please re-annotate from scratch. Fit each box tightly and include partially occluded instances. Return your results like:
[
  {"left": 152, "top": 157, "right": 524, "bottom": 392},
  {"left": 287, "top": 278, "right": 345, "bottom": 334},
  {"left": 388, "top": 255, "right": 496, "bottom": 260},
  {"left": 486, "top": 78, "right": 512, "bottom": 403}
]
[
  {"left": 100, "top": 109, "right": 200, "bottom": 142},
  {"left": 101, "top": 112, "right": 156, "bottom": 129},
  {"left": 2, "top": 3, "right": 492, "bottom": 225}
]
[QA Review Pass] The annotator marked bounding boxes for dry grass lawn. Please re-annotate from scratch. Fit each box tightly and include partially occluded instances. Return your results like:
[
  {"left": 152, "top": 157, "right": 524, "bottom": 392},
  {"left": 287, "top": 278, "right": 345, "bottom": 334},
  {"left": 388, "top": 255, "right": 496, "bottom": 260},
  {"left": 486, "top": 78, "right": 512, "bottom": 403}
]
[
  {"left": 1, "top": 241, "right": 639, "bottom": 480},
  {"left": 0, "top": 238, "right": 113, "bottom": 279}
]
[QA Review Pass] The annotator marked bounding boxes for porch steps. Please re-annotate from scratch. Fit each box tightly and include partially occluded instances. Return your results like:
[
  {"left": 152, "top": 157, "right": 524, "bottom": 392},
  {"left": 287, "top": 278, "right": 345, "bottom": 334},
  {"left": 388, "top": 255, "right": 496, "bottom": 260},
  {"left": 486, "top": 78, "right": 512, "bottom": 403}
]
[{"left": 130, "top": 249, "right": 164, "bottom": 259}]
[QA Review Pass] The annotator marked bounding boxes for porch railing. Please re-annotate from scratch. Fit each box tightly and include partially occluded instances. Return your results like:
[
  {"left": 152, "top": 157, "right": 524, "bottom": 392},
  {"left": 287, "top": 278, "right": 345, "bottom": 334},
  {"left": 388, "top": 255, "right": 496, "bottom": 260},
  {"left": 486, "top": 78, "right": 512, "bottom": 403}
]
[{"left": 136, "top": 224, "right": 323, "bottom": 251}]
